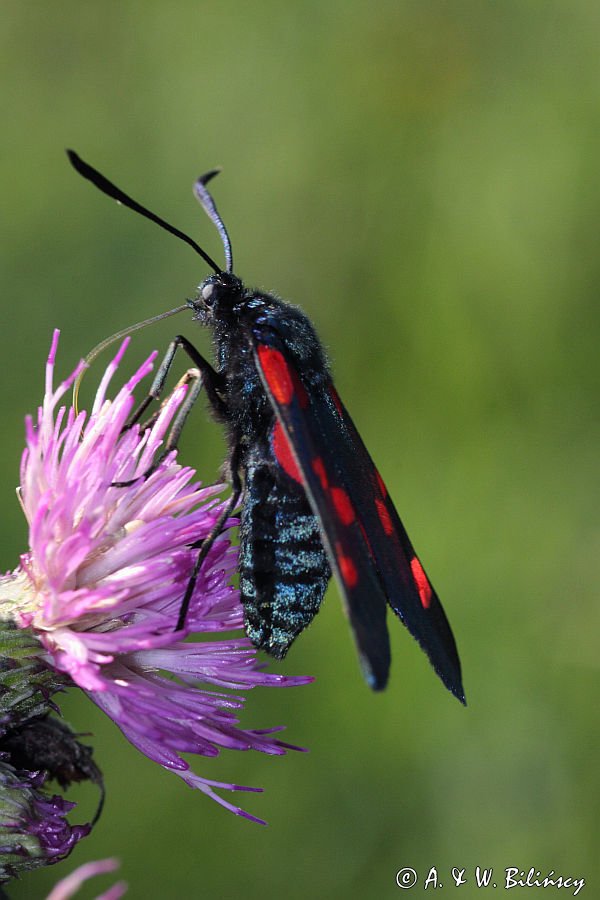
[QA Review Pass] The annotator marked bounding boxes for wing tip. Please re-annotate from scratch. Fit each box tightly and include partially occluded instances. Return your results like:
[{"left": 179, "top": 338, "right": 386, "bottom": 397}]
[
  {"left": 453, "top": 685, "right": 467, "bottom": 706},
  {"left": 368, "top": 674, "right": 388, "bottom": 692},
  {"left": 360, "top": 654, "right": 390, "bottom": 692},
  {"left": 360, "top": 647, "right": 466, "bottom": 701},
  {"left": 442, "top": 672, "right": 467, "bottom": 706}
]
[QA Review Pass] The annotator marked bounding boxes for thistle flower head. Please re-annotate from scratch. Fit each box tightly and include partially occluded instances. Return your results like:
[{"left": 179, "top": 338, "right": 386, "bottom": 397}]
[
  {"left": 0, "top": 762, "right": 89, "bottom": 881},
  {"left": 0, "top": 331, "right": 311, "bottom": 825}
]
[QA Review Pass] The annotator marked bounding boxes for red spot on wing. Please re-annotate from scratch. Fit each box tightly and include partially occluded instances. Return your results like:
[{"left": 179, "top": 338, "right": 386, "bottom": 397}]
[
  {"left": 336, "top": 543, "right": 358, "bottom": 588},
  {"left": 410, "top": 556, "right": 432, "bottom": 609},
  {"left": 331, "top": 487, "right": 355, "bottom": 525},
  {"left": 272, "top": 420, "right": 302, "bottom": 483},
  {"left": 312, "top": 457, "right": 329, "bottom": 490},
  {"left": 375, "top": 469, "right": 387, "bottom": 498},
  {"left": 375, "top": 497, "right": 394, "bottom": 535},
  {"left": 312, "top": 457, "right": 355, "bottom": 527},
  {"left": 258, "top": 346, "right": 294, "bottom": 405}
]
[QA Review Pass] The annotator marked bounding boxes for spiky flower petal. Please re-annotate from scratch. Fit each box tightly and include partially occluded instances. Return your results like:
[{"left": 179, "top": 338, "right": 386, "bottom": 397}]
[{"left": 46, "top": 858, "right": 126, "bottom": 900}]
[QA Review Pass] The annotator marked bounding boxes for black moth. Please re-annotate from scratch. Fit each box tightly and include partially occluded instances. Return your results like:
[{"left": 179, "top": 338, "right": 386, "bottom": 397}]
[{"left": 68, "top": 151, "right": 465, "bottom": 702}]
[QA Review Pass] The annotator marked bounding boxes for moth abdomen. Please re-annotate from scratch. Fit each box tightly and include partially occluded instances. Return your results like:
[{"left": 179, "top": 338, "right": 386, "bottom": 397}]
[{"left": 239, "top": 458, "right": 330, "bottom": 658}]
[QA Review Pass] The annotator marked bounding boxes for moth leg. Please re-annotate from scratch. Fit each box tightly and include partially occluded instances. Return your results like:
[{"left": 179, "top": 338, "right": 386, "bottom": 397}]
[
  {"left": 113, "top": 335, "right": 226, "bottom": 487},
  {"left": 175, "top": 447, "right": 244, "bottom": 631},
  {"left": 126, "top": 334, "right": 226, "bottom": 431}
]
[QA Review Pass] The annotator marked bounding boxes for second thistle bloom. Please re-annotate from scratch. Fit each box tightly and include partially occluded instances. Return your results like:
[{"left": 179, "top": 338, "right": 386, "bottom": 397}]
[{"left": 0, "top": 331, "right": 310, "bottom": 823}]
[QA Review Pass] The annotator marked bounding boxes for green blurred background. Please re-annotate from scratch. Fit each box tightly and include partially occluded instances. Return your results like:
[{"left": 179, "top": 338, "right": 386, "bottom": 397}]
[{"left": 3, "top": 2, "right": 598, "bottom": 897}]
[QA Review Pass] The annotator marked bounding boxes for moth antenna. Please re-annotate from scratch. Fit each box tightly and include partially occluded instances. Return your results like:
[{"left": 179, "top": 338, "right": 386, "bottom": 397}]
[
  {"left": 194, "top": 169, "right": 234, "bottom": 274},
  {"left": 72, "top": 303, "right": 189, "bottom": 414},
  {"left": 67, "top": 150, "right": 222, "bottom": 274}
]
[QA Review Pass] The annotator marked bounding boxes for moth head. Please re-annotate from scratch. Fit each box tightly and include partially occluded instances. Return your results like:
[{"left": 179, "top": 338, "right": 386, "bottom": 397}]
[{"left": 190, "top": 272, "right": 244, "bottom": 324}]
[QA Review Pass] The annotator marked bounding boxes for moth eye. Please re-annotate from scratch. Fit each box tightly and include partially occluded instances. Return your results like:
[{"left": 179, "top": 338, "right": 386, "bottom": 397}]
[{"left": 201, "top": 283, "right": 215, "bottom": 304}]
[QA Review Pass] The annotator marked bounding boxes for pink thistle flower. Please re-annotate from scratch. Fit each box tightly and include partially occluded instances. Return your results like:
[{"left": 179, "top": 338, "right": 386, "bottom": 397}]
[{"left": 0, "top": 330, "right": 311, "bottom": 825}]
